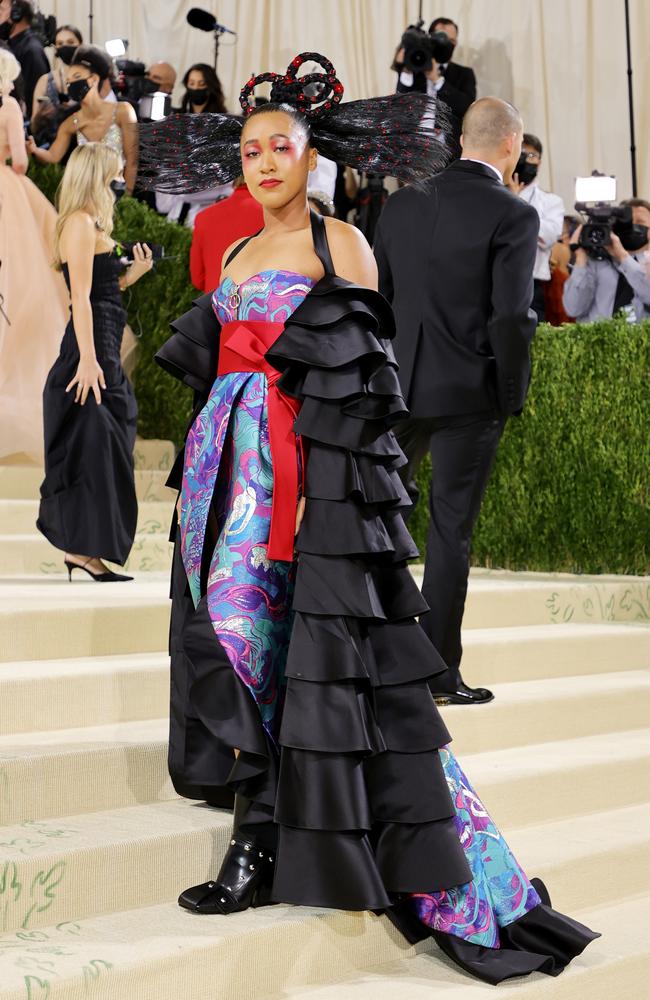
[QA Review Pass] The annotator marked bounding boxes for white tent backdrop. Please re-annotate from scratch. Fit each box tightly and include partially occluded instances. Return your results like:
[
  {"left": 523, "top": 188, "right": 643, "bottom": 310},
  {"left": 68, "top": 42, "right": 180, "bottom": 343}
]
[{"left": 45, "top": 0, "right": 649, "bottom": 209}]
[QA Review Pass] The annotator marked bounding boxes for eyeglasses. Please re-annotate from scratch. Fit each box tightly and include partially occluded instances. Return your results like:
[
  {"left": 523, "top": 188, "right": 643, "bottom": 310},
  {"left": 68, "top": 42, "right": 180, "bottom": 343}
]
[{"left": 522, "top": 150, "right": 541, "bottom": 162}]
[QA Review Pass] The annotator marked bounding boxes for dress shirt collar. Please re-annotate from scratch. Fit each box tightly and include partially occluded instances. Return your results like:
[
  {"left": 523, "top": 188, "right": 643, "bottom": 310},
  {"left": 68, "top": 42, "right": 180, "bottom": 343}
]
[{"left": 459, "top": 157, "right": 503, "bottom": 184}]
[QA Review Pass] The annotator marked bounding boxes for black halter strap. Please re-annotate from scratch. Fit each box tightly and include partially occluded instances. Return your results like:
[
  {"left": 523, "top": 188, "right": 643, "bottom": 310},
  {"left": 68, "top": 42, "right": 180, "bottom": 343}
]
[
  {"left": 223, "top": 231, "right": 262, "bottom": 269},
  {"left": 309, "top": 209, "right": 335, "bottom": 276},
  {"left": 222, "top": 210, "right": 335, "bottom": 276}
]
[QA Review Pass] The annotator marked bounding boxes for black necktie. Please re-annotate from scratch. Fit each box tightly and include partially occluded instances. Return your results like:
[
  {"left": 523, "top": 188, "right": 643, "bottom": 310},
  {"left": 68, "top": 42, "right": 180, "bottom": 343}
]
[{"left": 613, "top": 270, "right": 634, "bottom": 314}]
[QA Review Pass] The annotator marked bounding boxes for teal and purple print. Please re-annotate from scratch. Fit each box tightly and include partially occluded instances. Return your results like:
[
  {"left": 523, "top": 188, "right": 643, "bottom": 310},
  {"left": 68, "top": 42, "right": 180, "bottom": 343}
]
[
  {"left": 411, "top": 748, "right": 541, "bottom": 947},
  {"left": 179, "top": 271, "right": 314, "bottom": 737}
]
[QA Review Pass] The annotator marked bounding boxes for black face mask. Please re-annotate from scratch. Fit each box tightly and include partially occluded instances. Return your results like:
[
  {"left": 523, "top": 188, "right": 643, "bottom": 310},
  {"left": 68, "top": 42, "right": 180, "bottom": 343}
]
[
  {"left": 615, "top": 222, "right": 648, "bottom": 252},
  {"left": 67, "top": 78, "right": 91, "bottom": 104},
  {"left": 110, "top": 179, "right": 126, "bottom": 201},
  {"left": 56, "top": 45, "right": 77, "bottom": 65},
  {"left": 186, "top": 87, "right": 208, "bottom": 105},
  {"left": 142, "top": 77, "right": 159, "bottom": 96},
  {"left": 515, "top": 154, "right": 538, "bottom": 186}
]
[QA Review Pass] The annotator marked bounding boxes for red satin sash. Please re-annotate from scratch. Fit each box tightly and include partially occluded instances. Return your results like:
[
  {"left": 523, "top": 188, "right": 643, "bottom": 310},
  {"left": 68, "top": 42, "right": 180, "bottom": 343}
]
[{"left": 218, "top": 320, "right": 303, "bottom": 562}]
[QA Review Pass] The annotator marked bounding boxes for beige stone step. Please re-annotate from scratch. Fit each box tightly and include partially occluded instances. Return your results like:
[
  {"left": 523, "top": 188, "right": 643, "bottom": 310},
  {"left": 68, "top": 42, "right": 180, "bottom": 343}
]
[
  {"left": 0, "top": 718, "right": 176, "bottom": 825},
  {"left": 0, "top": 577, "right": 170, "bottom": 662},
  {"left": 412, "top": 567, "right": 650, "bottom": 628},
  {"left": 2, "top": 638, "right": 647, "bottom": 748},
  {"left": 460, "top": 621, "right": 650, "bottom": 685},
  {"left": 0, "top": 652, "right": 169, "bottom": 734},
  {"left": 0, "top": 867, "right": 644, "bottom": 999},
  {"left": 461, "top": 728, "right": 650, "bottom": 830},
  {"left": 460, "top": 568, "right": 650, "bottom": 628},
  {"left": 269, "top": 896, "right": 647, "bottom": 1000},
  {"left": 0, "top": 498, "right": 174, "bottom": 535},
  {"left": 0, "top": 532, "right": 173, "bottom": 576},
  {"left": 0, "top": 791, "right": 646, "bottom": 935},
  {"left": 2, "top": 569, "right": 648, "bottom": 673},
  {"left": 440, "top": 669, "right": 650, "bottom": 754},
  {"left": 0, "top": 899, "right": 432, "bottom": 1000},
  {"left": 0, "top": 464, "right": 174, "bottom": 501},
  {"left": 1, "top": 714, "right": 647, "bottom": 829},
  {"left": 132, "top": 439, "right": 176, "bottom": 472}
]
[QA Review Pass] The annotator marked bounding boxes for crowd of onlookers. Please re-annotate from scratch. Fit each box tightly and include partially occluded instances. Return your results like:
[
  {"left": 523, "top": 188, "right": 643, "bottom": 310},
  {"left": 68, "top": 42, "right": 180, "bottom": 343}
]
[{"left": 3, "top": 0, "right": 649, "bottom": 324}]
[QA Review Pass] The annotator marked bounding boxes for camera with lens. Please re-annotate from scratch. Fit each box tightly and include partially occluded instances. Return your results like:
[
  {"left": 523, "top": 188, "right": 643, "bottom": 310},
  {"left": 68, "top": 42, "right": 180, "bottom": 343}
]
[
  {"left": 399, "top": 22, "right": 455, "bottom": 75},
  {"left": 113, "top": 59, "right": 149, "bottom": 104},
  {"left": 574, "top": 172, "right": 647, "bottom": 259},
  {"left": 112, "top": 60, "right": 171, "bottom": 121}
]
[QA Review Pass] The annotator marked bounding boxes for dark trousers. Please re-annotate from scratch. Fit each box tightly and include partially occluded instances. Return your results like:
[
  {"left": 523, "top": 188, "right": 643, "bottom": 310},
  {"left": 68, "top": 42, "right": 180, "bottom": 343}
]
[
  {"left": 532, "top": 279, "right": 547, "bottom": 323},
  {"left": 394, "top": 412, "right": 506, "bottom": 691}
]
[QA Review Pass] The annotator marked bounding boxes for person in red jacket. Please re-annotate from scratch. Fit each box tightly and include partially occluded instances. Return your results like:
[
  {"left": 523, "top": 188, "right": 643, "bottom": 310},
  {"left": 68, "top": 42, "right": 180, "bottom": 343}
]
[{"left": 189, "top": 177, "right": 264, "bottom": 292}]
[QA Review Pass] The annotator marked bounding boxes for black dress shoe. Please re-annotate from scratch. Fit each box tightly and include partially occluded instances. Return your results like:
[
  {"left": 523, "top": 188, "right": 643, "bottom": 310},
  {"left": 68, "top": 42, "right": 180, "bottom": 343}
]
[
  {"left": 430, "top": 682, "right": 495, "bottom": 706},
  {"left": 178, "top": 837, "right": 274, "bottom": 915}
]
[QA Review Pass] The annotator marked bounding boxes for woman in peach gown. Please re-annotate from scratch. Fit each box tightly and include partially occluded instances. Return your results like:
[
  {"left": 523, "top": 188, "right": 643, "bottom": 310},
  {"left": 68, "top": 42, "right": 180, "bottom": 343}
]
[{"left": 0, "top": 50, "right": 68, "bottom": 462}]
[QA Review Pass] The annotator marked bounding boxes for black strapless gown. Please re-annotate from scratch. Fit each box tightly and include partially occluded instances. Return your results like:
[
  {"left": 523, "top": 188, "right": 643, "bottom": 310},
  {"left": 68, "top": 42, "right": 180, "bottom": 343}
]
[{"left": 37, "top": 251, "right": 138, "bottom": 564}]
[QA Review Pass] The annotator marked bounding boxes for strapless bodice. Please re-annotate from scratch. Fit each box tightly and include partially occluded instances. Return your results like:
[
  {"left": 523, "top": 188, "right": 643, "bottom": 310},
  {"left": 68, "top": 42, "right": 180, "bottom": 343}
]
[
  {"left": 212, "top": 269, "right": 316, "bottom": 325},
  {"left": 61, "top": 250, "right": 123, "bottom": 305}
]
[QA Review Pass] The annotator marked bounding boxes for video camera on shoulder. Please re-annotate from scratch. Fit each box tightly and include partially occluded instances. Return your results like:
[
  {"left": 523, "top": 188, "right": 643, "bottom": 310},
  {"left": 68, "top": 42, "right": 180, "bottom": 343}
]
[
  {"left": 399, "top": 20, "right": 454, "bottom": 75},
  {"left": 574, "top": 173, "right": 645, "bottom": 259}
]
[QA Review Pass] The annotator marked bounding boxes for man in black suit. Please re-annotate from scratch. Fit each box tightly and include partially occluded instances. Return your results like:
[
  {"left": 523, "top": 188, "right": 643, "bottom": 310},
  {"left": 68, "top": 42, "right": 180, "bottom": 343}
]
[
  {"left": 373, "top": 97, "right": 539, "bottom": 705},
  {"left": 394, "top": 17, "right": 476, "bottom": 121}
]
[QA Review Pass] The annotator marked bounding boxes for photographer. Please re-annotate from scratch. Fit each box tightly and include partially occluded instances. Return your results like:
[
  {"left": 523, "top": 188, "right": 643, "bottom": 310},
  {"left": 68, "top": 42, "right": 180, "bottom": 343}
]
[
  {"left": 145, "top": 61, "right": 176, "bottom": 97},
  {"left": 509, "top": 133, "right": 564, "bottom": 321},
  {"left": 1, "top": 0, "right": 48, "bottom": 113},
  {"left": 30, "top": 23, "right": 82, "bottom": 146},
  {"left": 563, "top": 199, "right": 650, "bottom": 322},
  {"left": 393, "top": 17, "right": 476, "bottom": 121}
]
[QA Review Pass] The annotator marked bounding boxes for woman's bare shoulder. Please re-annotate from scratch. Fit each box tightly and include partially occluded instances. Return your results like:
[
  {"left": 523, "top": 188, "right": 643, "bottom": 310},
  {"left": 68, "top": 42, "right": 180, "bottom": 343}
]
[
  {"left": 62, "top": 211, "right": 96, "bottom": 241},
  {"left": 323, "top": 216, "right": 377, "bottom": 288},
  {"left": 0, "top": 94, "right": 23, "bottom": 120}
]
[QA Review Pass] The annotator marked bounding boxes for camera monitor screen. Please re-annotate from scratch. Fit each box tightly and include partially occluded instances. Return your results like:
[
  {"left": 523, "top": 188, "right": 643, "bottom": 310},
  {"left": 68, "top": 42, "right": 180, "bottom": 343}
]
[{"left": 575, "top": 175, "right": 617, "bottom": 204}]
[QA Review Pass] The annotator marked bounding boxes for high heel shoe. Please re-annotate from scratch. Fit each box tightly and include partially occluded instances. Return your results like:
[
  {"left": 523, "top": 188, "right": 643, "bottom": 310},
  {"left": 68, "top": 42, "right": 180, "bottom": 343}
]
[
  {"left": 64, "top": 559, "right": 133, "bottom": 583},
  {"left": 178, "top": 837, "right": 275, "bottom": 915}
]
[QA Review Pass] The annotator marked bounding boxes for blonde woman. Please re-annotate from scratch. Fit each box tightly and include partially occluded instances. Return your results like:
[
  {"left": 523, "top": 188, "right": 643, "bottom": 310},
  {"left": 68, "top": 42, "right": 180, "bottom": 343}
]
[
  {"left": 0, "top": 48, "right": 68, "bottom": 462},
  {"left": 37, "top": 144, "right": 153, "bottom": 581}
]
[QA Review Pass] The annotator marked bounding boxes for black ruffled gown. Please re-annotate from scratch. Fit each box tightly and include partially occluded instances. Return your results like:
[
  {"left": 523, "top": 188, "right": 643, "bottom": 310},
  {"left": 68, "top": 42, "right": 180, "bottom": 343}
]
[
  {"left": 37, "top": 250, "right": 138, "bottom": 564},
  {"left": 157, "top": 212, "right": 598, "bottom": 984}
]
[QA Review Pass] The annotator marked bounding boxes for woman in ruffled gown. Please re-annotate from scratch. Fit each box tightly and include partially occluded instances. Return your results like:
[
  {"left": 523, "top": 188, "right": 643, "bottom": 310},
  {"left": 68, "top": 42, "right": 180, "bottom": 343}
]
[
  {"left": 0, "top": 50, "right": 68, "bottom": 463},
  {"left": 145, "top": 53, "right": 599, "bottom": 985}
]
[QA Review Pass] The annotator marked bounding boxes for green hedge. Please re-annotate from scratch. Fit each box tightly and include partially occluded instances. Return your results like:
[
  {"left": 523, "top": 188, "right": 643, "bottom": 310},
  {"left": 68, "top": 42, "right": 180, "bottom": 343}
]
[
  {"left": 30, "top": 163, "right": 649, "bottom": 574},
  {"left": 412, "top": 319, "right": 650, "bottom": 575}
]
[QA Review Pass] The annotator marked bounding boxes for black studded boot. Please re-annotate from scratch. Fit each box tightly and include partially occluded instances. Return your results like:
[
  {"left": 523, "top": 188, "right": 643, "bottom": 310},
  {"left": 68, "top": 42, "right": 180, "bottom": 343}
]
[{"left": 178, "top": 835, "right": 275, "bottom": 914}]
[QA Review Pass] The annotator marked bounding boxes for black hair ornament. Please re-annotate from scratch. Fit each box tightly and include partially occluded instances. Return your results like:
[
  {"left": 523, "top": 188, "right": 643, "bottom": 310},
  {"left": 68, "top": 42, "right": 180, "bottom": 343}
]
[{"left": 136, "top": 51, "right": 455, "bottom": 194}]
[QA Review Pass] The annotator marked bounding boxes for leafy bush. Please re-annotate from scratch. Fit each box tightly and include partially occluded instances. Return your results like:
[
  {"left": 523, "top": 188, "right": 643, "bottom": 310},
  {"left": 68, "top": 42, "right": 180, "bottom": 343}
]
[
  {"left": 29, "top": 163, "right": 649, "bottom": 573},
  {"left": 113, "top": 198, "right": 196, "bottom": 442}
]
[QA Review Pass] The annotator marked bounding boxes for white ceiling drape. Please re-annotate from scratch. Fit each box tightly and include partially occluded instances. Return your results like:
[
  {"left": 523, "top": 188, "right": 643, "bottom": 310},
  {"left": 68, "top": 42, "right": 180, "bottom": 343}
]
[{"left": 45, "top": 0, "right": 649, "bottom": 208}]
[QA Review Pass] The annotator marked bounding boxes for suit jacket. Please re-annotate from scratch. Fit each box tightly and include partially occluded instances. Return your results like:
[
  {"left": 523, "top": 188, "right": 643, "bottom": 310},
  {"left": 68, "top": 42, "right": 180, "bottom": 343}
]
[
  {"left": 396, "top": 61, "right": 476, "bottom": 120},
  {"left": 373, "top": 160, "right": 539, "bottom": 418},
  {"left": 189, "top": 185, "right": 264, "bottom": 292}
]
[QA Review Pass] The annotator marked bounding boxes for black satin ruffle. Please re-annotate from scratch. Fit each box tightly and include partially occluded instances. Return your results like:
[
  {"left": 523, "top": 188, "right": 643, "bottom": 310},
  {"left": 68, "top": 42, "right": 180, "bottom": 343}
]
[
  {"left": 432, "top": 899, "right": 600, "bottom": 984},
  {"left": 262, "top": 278, "right": 472, "bottom": 909}
]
